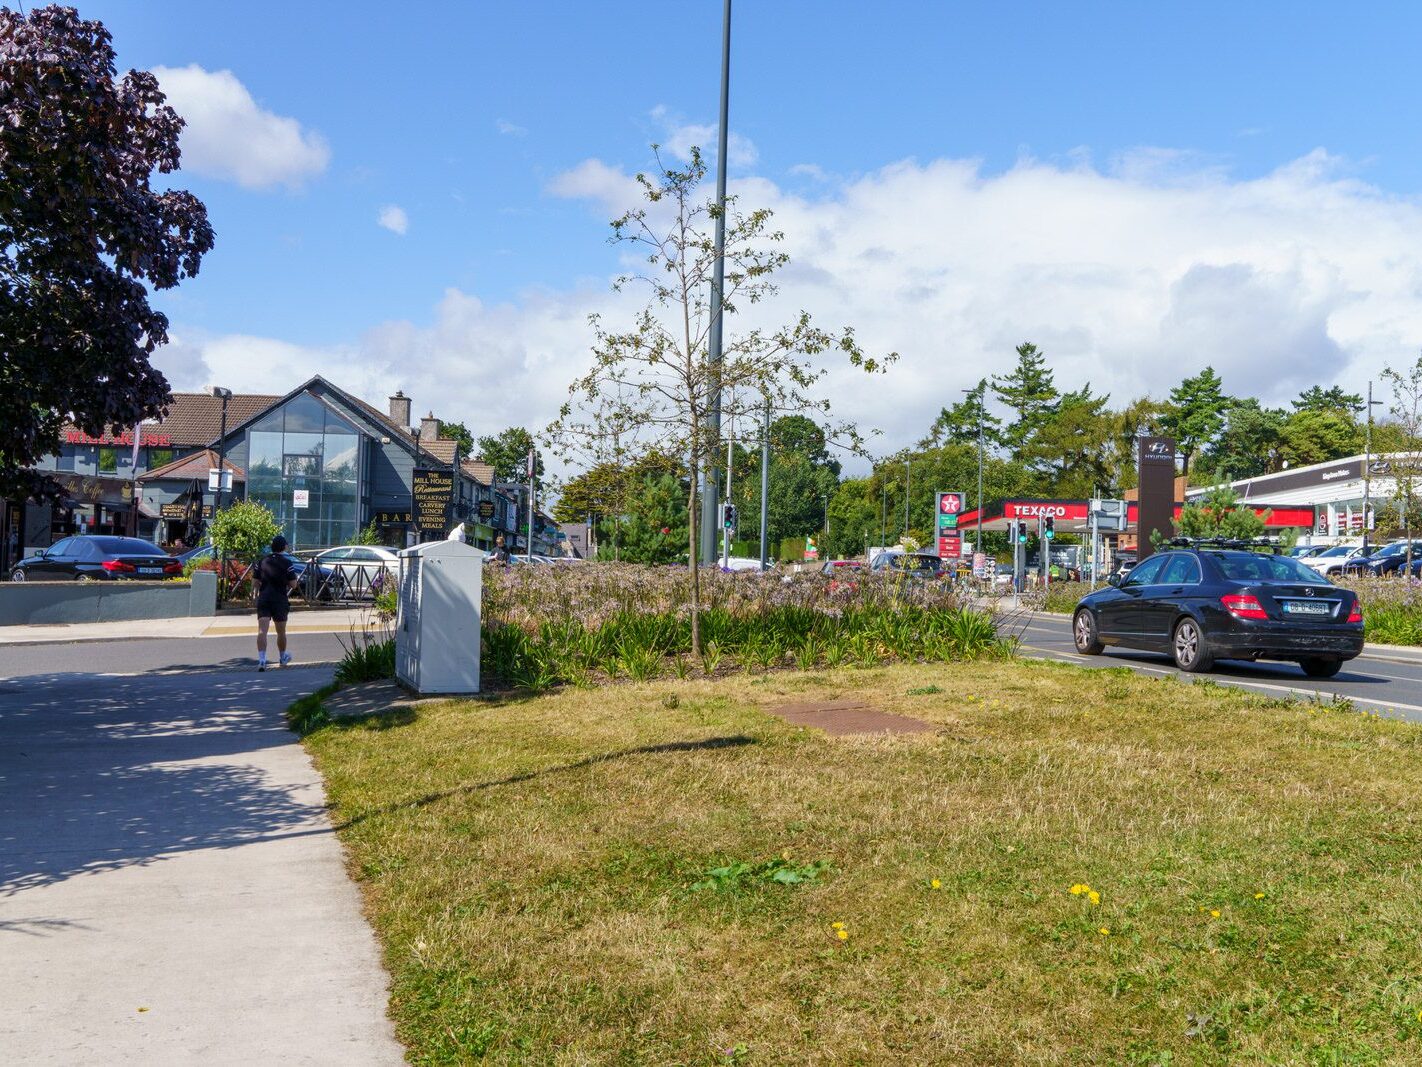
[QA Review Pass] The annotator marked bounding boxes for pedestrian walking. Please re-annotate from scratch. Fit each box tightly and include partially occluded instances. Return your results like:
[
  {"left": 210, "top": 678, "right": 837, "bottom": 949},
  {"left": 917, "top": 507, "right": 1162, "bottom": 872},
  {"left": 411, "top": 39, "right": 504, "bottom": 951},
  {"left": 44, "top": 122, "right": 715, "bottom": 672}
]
[{"left": 255, "top": 535, "right": 298, "bottom": 671}]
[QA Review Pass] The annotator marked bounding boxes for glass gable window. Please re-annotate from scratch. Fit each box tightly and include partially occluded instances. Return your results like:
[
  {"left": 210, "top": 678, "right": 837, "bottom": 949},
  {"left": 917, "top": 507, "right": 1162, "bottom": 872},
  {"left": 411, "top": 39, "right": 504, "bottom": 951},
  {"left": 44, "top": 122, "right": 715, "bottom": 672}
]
[{"left": 242, "top": 393, "right": 364, "bottom": 549}]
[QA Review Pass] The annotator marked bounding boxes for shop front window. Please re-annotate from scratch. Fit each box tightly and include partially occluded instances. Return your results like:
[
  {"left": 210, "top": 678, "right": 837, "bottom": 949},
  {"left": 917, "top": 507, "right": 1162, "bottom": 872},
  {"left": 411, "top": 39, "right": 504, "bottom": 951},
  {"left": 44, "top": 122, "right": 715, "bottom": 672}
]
[
  {"left": 242, "top": 392, "right": 363, "bottom": 549},
  {"left": 98, "top": 447, "right": 117, "bottom": 473},
  {"left": 146, "top": 447, "right": 175, "bottom": 470}
]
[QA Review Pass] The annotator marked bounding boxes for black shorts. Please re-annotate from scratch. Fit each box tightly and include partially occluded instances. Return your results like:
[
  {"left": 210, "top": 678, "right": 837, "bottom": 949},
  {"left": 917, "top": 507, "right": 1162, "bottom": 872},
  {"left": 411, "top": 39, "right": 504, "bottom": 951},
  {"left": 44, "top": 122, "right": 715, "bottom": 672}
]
[{"left": 257, "top": 597, "right": 290, "bottom": 623}]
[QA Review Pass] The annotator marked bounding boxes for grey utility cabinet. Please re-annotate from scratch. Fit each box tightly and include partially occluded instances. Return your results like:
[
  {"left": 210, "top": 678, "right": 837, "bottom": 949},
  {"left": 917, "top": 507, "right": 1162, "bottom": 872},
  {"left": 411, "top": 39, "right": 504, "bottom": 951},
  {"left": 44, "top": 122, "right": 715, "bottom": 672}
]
[{"left": 396, "top": 540, "right": 483, "bottom": 694}]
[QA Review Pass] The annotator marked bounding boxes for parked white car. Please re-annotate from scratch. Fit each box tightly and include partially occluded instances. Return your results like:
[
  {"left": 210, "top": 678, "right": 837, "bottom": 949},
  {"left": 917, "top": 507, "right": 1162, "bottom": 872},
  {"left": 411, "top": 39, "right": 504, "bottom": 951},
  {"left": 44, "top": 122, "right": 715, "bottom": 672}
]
[
  {"left": 309, "top": 545, "right": 400, "bottom": 596},
  {"left": 1301, "top": 544, "right": 1368, "bottom": 577}
]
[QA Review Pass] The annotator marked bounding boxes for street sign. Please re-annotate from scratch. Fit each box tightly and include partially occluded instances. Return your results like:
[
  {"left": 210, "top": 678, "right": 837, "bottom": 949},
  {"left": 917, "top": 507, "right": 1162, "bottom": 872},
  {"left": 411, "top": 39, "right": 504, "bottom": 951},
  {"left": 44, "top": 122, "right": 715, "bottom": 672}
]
[
  {"left": 207, "top": 468, "right": 232, "bottom": 492},
  {"left": 1089, "top": 498, "right": 1128, "bottom": 532},
  {"left": 804, "top": 535, "right": 818, "bottom": 561},
  {"left": 293, "top": 489, "right": 309, "bottom": 509}
]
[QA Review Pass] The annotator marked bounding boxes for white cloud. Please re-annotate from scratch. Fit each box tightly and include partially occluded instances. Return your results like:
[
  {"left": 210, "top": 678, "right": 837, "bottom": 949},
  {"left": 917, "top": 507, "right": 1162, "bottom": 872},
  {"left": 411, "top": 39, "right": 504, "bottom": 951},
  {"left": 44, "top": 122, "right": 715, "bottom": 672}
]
[
  {"left": 377, "top": 204, "right": 409, "bottom": 235},
  {"left": 496, "top": 119, "right": 528, "bottom": 137},
  {"left": 154, "top": 65, "right": 330, "bottom": 191},
  {"left": 649, "top": 104, "right": 757, "bottom": 168},
  {"left": 162, "top": 146, "right": 1422, "bottom": 476},
  {"left": 545, "top": 159, "right": 644, "bottom": 215}
]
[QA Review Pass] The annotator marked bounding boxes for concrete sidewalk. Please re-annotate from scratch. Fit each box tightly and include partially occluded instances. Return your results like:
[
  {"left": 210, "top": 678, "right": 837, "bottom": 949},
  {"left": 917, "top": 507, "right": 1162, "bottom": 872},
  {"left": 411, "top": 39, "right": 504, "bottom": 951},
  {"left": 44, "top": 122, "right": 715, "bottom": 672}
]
[
  {"left": 0, "top": 605, "right": 385, "bottom": 645},
  {"left": 0, "top": 666, "right": 403, "bottom": 1064}
]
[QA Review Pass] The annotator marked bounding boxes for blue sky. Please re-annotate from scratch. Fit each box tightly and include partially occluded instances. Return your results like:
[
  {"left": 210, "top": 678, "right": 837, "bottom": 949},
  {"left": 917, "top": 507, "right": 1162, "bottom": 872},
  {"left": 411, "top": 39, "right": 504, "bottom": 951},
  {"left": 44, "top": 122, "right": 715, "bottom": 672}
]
[{"left": 69, "top": 1, "right": 1422, "bottom": 457}]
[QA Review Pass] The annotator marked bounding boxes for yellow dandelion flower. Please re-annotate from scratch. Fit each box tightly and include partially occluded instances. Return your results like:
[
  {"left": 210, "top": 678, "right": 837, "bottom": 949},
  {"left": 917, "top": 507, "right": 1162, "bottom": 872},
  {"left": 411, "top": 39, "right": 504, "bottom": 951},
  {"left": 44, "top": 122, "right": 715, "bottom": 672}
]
[
  {"left": 1210, "top": 909, "right": 1221, "bottom": 919},
  {"left": 1069, "top": 884, "right": 1087, "bottom": 896},
  {"left": 1088, "top": 890, "right": 1101, "bottom": 906},
  {"left": 930, "top": 879, "right": 942, "bottom": 890},
  {"left": 1416, "top": 1009, "right": 1422, "bottom": 1022},
  {"left": 1254, "top": 892, "right": 1265, "bottom": 900},
  {"left": 836, "top": 929, "right": 849, "bottom": 941},
  {"left": 831, "top": 922, "right": 844, "bottom": 930},
  {"left": 1098, "top": 927, "right": 1111, "bottom": 936}
]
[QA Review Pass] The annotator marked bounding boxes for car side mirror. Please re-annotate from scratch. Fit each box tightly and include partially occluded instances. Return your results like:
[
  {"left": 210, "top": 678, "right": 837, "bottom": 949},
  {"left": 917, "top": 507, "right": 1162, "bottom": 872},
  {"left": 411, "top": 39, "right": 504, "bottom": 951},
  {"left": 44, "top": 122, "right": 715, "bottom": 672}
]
[
  {"left": 1106, "top": 574, "right": 1120, "bottom": 587},
  {"left": 36, "top": 548, "right": 47, "bottom": 558}
]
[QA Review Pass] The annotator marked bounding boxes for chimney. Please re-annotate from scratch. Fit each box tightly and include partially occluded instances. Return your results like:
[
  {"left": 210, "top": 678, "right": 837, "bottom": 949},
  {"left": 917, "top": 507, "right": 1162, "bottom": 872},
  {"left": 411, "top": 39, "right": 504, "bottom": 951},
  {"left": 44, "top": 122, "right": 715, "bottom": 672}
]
[
  {"left": 419, "top": 411, "right": 440, "bottom": 443},
  {"left": 388, "top": 390, "right": 412, "bottom": 431}
]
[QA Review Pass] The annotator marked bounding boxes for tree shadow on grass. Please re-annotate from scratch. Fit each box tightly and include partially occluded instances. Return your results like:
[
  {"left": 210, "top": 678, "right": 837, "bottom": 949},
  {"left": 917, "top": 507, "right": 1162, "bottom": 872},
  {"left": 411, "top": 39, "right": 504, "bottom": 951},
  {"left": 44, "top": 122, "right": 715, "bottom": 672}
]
[
  {"left": 0, "top": 669, "right": 334, "bottom": 899},
  {"left": 335, "top": 735, "right": 757, "bottom": 831}
]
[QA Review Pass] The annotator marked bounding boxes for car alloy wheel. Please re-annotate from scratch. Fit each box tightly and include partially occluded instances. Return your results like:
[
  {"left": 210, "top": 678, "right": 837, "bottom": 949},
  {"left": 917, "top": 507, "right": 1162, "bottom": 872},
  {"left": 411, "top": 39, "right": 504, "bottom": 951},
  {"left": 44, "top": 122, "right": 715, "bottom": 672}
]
[
  {"left": 1172, "top": 618, "right": 1213, "bottom": 673},
  {"left": 1073, "top": 610, "right": 1104, "bottom": 655},
  {"left": 9, "top": 568, "right": 24, "bottom": 582}
]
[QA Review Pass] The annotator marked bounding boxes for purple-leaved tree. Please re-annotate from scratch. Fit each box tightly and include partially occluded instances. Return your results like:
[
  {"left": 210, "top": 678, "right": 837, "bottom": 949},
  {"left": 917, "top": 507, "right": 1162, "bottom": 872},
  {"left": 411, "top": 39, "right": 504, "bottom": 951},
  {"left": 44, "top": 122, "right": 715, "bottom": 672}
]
[{"left": 0, "top": 4, "right": 214, "bottom": 498}]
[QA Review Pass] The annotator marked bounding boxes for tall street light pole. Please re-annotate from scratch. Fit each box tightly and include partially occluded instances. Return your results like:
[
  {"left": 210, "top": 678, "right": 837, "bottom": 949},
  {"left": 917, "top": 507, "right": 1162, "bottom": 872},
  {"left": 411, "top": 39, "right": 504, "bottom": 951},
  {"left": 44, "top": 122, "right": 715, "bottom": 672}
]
[
  {"left": 211, "top": 385, "right": 232, "bottom": 519},
  {"left": 698, "top": 0, "right": 733, "bottom": 567},
  {"left": 1363, "top": 381, "right": 1382, "bottom": 554},
  {"left": 758, "top": 396, "right": 770, "bottom": 570},
  {"left": 904, "top": 455, "right": 910, "bottom": 542},
  {"left": 963, "top": 385, "right": 984, "bottom": 555}
]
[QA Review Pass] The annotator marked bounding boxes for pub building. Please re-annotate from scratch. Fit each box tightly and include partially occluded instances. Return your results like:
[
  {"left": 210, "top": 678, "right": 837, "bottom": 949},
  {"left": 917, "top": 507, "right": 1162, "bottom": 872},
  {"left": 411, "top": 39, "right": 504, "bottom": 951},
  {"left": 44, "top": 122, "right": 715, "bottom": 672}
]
[{"left": 3, "top": 375, "right": 562, "bottom": 574}]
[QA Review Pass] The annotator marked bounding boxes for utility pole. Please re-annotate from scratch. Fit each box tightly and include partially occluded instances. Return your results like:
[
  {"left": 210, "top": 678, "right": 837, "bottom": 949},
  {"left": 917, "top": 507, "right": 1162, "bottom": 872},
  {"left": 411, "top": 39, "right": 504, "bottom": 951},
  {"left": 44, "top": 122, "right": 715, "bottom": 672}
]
[
  {"left": 723, "top": 424, "right": 734, "bottom": 569},
  {"left": 758, "top": 396, "right": 770, "bottom": 570},
  {"left": 880, "top": 472, "right": 887, "bottom": 556},
  {"left": 698, "top": 0, "right": 733, "bottom": 567}
]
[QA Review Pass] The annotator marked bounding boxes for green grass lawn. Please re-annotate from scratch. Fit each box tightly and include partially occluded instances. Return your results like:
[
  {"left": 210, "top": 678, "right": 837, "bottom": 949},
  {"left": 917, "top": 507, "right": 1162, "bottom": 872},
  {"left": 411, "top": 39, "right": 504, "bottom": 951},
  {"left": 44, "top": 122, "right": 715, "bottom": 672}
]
[{"left": 304, "top": 660, "right": 1422, "bottom": 1065}]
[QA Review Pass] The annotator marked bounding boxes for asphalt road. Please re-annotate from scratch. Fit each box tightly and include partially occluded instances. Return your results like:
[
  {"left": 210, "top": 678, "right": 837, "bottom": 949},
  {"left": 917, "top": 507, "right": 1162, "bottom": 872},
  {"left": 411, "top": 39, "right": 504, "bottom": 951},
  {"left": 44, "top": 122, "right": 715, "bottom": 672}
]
[
  {"left": 1007, "top": 611, "right": 1422, "bottom": 723},
  {"left": 0, "top": 632, "right": 350, "bottom": 679}
]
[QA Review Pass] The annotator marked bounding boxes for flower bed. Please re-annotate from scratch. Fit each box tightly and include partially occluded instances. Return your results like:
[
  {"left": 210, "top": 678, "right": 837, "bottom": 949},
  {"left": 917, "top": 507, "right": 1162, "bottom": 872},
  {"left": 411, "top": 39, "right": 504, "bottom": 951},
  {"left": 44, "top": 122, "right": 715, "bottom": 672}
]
[{"left": 478, "top": 564, "right": 1003, "bottom": 689}]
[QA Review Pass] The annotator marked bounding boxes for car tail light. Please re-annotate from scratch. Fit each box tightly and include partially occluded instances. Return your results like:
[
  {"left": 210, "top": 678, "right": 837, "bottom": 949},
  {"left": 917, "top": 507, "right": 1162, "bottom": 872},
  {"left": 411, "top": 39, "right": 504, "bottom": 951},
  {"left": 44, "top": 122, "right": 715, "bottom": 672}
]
[
  {"left": 1347, "top": 603, "right": 1363, "bottom": 624},
  {"left": 163, "top": 561, "right": 182, "bottom": 574},
  {"left": 101, "top": 559, "right": 135, "bottom": 573},
  {"left": 1221, "top": 593, "right": 1268, "bottom": 620}
]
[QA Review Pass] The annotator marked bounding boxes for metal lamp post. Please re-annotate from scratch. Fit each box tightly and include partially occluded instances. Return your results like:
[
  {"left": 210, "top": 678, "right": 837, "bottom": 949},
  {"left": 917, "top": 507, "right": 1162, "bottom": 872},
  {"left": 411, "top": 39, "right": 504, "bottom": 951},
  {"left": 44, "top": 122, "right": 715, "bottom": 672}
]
[
  {"left": 963, "top": 385, "right": 985, "bottom": 557},
  {"left": 698, "top": 0, "right": 733, "bottom": 566},
  {"left": 1363, "top": 381, "right": 1382, "bottom": 554},
  {"left": 210, "top": 386, "right": 232, "bottom": 518}
]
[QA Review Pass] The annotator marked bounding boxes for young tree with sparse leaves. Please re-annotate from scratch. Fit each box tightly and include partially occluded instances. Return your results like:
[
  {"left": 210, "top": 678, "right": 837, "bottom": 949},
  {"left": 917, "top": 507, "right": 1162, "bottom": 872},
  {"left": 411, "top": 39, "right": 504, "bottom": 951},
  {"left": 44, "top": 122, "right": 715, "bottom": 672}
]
[
  {"left": 0, "top": 5, "right": 213, "bottom": 498},
  {"left": 550, "top": 147, "right": 891, "bottom": 654},
  {"left": 1381, "top": 353, "right": 1422, "bottom": 571}
]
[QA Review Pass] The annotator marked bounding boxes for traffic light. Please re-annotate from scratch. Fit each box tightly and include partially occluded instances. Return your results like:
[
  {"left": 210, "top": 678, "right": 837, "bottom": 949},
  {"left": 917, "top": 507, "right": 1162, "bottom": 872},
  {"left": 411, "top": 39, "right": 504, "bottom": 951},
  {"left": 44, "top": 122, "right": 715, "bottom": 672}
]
[
  {"left": 1012, "top": 520, "right": 1028, "bottom": 544},
  {"left": 722, "top": 503, "right": 737, "bottom": 530},
  {"left": 1044, "top": 517, "right": 1055, "bottom": 539}
]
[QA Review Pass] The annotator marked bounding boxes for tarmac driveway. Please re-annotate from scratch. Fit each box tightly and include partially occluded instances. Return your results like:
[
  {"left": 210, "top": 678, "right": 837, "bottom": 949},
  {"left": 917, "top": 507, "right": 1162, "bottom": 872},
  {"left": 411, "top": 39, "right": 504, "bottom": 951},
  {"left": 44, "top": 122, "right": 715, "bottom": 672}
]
[{"left": 0, "top": 665, "right": 403, "bottom": 1065}]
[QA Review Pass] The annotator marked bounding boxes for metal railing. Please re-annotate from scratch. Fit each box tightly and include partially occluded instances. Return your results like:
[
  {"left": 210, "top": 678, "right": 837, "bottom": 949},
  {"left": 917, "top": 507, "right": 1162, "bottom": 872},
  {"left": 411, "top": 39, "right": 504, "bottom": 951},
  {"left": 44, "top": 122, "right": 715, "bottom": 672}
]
[{"left": 214, "top": 552, "right": 394, "bottom": 608}]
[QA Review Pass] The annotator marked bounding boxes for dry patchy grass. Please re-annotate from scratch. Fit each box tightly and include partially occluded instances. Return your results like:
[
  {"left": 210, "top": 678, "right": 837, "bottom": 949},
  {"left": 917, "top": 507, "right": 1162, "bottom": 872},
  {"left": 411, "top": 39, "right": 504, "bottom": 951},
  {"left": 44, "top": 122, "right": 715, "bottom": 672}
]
[{"left": 304, "top": 660, "right": 1422, "bottom": 1065}]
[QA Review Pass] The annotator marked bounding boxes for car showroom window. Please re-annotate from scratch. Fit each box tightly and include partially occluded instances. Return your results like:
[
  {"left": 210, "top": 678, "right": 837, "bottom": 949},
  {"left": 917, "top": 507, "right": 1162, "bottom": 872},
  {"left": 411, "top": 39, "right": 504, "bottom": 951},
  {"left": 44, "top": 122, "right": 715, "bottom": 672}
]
[{"left": 1123, "top": 555, "right": 1167, "bottom": 587}]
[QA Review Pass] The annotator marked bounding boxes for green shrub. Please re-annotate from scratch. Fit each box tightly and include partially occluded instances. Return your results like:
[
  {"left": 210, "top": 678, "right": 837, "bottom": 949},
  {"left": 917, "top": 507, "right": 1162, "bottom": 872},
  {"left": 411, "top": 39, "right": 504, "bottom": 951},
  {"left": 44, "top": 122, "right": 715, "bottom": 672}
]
[
  {"left": 334, "top": 637, "right": 396, "bottom": 685},
  {"left": 209, "top": 500, "right": 281, "bottom": 561}
]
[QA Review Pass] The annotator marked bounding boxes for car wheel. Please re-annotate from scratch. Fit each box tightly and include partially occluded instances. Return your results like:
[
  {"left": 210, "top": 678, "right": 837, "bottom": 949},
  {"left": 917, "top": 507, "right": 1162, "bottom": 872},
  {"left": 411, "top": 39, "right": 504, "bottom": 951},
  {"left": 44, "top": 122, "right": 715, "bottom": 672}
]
[
  {"left": 1300, "top": 657, "right": 1343, "bottom": 679},
  {"left": 76, "top": 574, "right": 94, "bottom": 583},
  {"left": 1172, "top": 617, "right": 1213, "bottom": 673},
  {"left": 1073, "top": 609, "right": 1104, "bottom": 655},
  {"left": 9, "top": 567, "right": 24, "bottom": 582}
]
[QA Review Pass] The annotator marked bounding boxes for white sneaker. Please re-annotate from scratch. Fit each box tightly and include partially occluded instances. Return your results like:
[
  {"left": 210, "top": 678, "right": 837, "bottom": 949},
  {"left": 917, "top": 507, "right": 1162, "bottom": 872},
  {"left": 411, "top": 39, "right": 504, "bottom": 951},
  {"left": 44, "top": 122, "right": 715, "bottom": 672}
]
[
  {"left": 279, "top": 652, "right": 292, "bottom": 667},
  {"left": 257, "top": 661, "right": 267, "bottom": 672}
]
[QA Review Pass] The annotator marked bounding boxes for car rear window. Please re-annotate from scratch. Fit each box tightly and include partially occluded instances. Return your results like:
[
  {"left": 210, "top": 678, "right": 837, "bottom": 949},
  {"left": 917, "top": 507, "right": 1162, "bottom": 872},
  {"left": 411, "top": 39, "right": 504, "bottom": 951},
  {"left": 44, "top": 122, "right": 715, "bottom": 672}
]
[
  {"left": 91, "top": 537, "right": 164, "bottom": 554},
  {"left": 893, "top": 555, "right": 941, "bottom": 572},
  {"left": 1211, "top": 553, "right": 1329, "bottom": 584}
]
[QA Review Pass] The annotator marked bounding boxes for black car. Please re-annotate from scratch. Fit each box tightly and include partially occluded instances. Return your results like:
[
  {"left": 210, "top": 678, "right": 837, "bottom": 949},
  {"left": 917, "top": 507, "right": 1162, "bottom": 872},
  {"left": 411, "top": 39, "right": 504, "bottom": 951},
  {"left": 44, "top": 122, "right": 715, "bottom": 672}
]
[
  {"left": 9, "top": 535, "right": 183, "bottom": 582},
  {"left": 1344, "top": 540, "right": 1422, "bottom": 577},
  {"left": 1071, "top": 546, "right": 1363, "bottom": 678}
]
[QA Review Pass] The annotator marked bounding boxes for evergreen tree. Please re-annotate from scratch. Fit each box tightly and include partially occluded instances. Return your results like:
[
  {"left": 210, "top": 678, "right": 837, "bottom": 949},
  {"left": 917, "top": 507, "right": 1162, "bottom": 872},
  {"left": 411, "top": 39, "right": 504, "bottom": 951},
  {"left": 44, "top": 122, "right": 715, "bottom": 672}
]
[
  {"left": 1163, "top": 366, "right": 1229, "bottom": 476},
  {"left": 919, "top": 378, "right": 1002, "bottom": 450},
  {"left": 992, "top": 343, "right": 1059, "bottom": 458},
  {"left": 1201, "top": 399, "right": 1286, "bottom": 481},
  {"left": 1293, "top": 385, "right": 1363, "bottom": 416}
]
